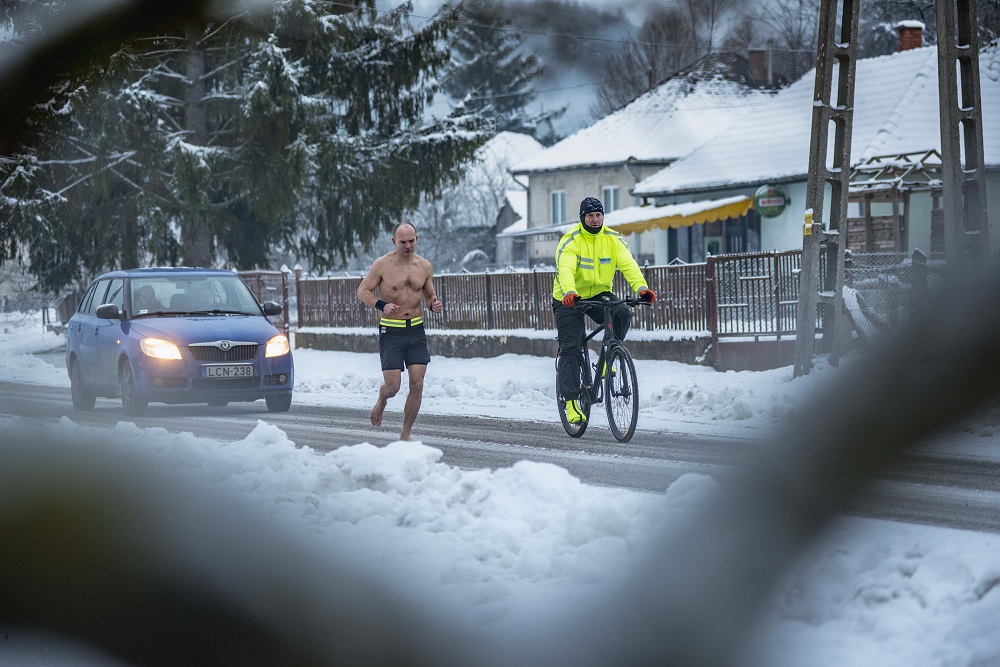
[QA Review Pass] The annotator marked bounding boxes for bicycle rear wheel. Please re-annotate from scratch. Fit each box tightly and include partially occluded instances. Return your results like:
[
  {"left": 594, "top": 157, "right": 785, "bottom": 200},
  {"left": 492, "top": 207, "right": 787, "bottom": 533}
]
[
  {"left": 556, "top": 353, "right": 591, "bottom": 437},
  {"left": 605, "top": 345, "right": 639, "bottom": 442}
]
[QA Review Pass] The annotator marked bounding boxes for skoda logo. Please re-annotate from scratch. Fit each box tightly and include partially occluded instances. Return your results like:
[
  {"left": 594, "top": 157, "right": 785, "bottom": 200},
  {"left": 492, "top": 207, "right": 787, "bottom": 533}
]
[{"left": 219, "top": 340, "right": 231, "bottom": 351}]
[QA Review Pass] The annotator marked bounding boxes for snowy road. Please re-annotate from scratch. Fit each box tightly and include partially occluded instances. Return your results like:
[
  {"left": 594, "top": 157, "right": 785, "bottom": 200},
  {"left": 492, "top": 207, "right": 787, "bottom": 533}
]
[{"left": 4, "top": 380, "right": 1000, "bottom": 533}]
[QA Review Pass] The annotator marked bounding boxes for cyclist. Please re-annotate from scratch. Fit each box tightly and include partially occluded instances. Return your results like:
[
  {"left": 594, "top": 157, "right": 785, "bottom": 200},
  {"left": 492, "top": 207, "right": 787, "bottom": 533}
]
[{"left": 553, "top": 196, "right": 656, "bottom": 423}]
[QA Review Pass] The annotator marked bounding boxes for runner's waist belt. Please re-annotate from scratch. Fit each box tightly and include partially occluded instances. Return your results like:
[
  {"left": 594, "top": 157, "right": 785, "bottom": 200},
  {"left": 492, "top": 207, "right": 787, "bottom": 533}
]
[{"left": 380, "top": 316, "right": 423, "bottom": 328}]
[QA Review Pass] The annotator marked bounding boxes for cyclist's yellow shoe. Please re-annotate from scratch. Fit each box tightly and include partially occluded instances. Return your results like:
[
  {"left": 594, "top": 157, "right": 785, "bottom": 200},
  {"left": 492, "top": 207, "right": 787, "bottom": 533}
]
[{"left": 566, "top": 399, "right": 587, "bottom": 424}]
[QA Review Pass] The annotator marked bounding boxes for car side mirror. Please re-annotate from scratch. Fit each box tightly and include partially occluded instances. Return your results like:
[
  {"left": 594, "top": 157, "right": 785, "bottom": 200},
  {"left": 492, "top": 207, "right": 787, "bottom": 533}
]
[
  {"left": 95, "top": 303, "right": 122, "bottom": 320},
  {"left": 262, "top": 301, "right": 283, "bottom": 317}
]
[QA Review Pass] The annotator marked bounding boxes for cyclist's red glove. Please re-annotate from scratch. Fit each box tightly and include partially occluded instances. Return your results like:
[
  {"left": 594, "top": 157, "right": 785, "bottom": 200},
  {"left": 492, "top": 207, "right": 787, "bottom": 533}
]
[
  {"left": 561, "top": 292, "right": 579, "bottom": 308},
  {"left": 639, "top": 288, "right": 657, "bottom": 303}
]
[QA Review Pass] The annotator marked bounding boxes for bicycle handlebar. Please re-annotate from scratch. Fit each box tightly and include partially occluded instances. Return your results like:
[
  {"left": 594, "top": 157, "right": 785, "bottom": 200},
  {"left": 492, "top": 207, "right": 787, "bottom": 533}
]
[{"left": 572, "top": 294, "right": 652, "bottom": 310}]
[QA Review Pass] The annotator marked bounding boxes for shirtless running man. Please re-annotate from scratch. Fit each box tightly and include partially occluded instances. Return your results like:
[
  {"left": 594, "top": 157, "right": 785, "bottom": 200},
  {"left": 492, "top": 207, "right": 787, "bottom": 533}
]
[{"left": 356, "top": 222, "right": 443, "bottom": 441}]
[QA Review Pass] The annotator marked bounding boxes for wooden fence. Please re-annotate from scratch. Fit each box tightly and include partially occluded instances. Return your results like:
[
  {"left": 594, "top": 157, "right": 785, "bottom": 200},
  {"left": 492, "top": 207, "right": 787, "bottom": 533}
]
[{"left": 294, "top": 254, "right": 807, "bottom": 337}]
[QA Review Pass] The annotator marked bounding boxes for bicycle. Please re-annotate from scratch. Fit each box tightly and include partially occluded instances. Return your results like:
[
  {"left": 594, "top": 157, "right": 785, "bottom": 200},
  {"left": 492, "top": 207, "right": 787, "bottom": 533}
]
[{"left": 555, "top": 294, "right": 651, "bottom": 443}]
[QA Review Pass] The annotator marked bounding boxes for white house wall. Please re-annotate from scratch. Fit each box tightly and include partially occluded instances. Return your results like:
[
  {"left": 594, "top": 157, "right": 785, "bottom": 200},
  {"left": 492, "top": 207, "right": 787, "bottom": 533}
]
[{"left": 525, "top": 164, "right": 667, "bottom": 265}]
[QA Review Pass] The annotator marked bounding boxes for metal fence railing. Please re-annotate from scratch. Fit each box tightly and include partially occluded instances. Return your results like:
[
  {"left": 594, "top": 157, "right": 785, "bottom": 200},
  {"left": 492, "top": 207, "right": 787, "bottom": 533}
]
[
  {"left": 47, "top": 250, "right": 942, "bottom": 347},
  {"left": 707, "top": 250, "right": 803, "bottom": 340},
  {"left": 296, "top": 263, "right": 713, "bottom": 333},
  {"left": 294, "top": 253, "right": 819, "bottom": 341}
]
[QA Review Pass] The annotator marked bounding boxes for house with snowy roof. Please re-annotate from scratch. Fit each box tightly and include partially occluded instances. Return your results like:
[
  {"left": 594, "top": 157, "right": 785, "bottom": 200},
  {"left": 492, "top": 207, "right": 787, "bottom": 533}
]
[
  {"left": 632, "top": 24, "right": 1000, "bottom": 261},
  {"left": 504, "top": 55, "right": 774, "bottom": 267}
]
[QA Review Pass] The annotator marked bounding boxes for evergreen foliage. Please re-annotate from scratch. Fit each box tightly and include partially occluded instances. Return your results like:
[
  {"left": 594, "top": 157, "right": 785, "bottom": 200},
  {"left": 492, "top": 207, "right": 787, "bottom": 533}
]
[
  {"left": 0, "top": 0, "right": 489, "bottom": 292},
  {"left": 442, "top": 0, "right": 563, "bottom": 143}
]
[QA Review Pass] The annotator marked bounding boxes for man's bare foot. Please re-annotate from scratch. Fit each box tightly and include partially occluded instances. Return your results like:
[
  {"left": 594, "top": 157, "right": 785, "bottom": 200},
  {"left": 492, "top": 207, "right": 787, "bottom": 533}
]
[
  {"left": 370, "top": 400, "right": 386, "bottom": 427},
  {"left": 400, "top": 431, "right": 411, "bottom": 441}
]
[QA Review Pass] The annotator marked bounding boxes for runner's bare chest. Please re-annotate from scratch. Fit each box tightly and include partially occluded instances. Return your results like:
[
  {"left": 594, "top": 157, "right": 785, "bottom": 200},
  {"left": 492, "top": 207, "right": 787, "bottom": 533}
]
[{"left": 381, "top": 259, "right": 427, "bottom": 315}]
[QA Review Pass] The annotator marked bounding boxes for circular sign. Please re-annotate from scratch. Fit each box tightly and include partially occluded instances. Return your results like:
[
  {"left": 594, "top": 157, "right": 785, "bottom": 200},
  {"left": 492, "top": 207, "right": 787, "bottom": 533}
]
[{"left": 753, "top": 185, "right": 789, "bottom": 218}]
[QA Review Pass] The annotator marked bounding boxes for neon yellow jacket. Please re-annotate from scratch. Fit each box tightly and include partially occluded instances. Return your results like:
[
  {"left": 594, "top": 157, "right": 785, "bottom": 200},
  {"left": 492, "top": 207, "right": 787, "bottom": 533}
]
[{"left": 552, "top": 223, "right": 648, "bottom": 300}]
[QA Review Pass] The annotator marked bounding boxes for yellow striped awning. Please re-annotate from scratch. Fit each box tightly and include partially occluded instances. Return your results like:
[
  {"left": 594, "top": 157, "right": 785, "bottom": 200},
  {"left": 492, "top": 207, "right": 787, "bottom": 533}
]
[{"left": 604, "top": 195, "right": 753, "bottom": 235}]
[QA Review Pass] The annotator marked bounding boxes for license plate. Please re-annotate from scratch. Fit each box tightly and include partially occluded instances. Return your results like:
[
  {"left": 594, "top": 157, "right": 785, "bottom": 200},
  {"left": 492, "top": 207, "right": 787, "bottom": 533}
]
[{"left": 203, "top": 364, "right": 255, "bottom": 378}]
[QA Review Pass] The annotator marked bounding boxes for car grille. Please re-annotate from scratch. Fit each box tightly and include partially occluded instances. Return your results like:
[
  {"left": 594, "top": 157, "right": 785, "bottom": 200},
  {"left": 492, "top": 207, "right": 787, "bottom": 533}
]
[
  {"left": 188, "top": 344, "right": 259, "bottom": 362},
  {"left": 192, "top": 377, "right": 260, "bottom": 391}
]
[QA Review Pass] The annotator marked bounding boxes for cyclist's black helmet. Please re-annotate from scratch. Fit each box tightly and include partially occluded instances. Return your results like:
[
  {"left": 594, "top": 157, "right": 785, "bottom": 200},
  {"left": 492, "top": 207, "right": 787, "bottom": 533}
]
[{"left": 579, "top": 197, "right": 604, "bottom": 222}]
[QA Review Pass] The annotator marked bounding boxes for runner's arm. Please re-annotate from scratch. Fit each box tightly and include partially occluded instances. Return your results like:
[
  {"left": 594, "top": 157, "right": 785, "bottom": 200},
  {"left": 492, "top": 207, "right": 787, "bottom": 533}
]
[
  {"left": 423, "top": 266, "right": 442, "bottom": 313},
  {"left": 357, "top": 258, "right": 399, "bottom": 315}
]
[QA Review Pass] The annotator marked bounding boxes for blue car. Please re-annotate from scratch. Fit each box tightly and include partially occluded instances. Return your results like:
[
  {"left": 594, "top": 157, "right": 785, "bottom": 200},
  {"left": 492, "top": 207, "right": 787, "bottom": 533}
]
[{"left": 66, "top": 268, "right": 294, "bottom": 416}]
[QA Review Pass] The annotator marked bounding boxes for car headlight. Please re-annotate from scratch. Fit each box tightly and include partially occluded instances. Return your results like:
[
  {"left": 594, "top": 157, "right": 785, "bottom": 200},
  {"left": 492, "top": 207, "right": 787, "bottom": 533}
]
[
  {"left": 265, "top": 334, "right": 290, "bottom": 358},
  {"left": 140, "top": 337, "right": 182, "bottom": 360}
]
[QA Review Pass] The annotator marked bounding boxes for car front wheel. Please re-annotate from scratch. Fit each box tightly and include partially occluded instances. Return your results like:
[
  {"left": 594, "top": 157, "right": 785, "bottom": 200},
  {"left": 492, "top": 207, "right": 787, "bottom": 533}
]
[
  {"left": 70, "top": 359, "right": 96, "bottom": 411},
  {"left": 265, "top": 392, "right": 292, "bottom": 413},
  {"left": 119, "top": 359, "right": 148, "bottom": 417}
]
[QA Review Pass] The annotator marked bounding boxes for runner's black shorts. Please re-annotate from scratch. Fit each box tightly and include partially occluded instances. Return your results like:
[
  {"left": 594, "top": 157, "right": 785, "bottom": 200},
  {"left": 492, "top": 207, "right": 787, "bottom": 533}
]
[{"left": 379, "top": 323, "right": 431, "bottom": 371}]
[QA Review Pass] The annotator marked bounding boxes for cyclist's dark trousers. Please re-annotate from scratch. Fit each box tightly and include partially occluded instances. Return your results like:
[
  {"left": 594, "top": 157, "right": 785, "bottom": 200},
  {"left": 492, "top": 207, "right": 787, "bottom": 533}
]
[{"left": 553, "top": 294, "right": 631, "bottom": 400}]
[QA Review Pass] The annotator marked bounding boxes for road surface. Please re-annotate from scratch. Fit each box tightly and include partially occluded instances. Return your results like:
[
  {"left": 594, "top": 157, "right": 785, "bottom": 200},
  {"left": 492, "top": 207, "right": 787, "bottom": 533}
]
[{"left": 3, "top": 380, "right": 1000, "bottom": 533}]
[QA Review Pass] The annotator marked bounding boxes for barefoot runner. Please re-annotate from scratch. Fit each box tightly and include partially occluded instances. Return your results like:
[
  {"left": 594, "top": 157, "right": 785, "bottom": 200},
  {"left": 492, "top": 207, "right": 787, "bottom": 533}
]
[{"left": 356, "top": 222, "right": 443, "bottom": 440}]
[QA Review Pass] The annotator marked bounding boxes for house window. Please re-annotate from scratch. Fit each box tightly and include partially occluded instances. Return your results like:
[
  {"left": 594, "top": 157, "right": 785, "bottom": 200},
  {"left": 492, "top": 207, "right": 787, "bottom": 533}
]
[
  {"left": 602, "top": 186, "right": 620, "bottom": 213},
  {"left": 551, "top": 190, "right": 566, "bottom": 226}
]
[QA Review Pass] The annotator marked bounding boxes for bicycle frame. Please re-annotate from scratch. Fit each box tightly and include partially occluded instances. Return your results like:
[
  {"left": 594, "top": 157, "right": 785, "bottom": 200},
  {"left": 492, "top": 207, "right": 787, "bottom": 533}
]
[
  {"left": 575, "top": 295, "right": 641, "bottom": 404},
  {"left": 556, "top": 294, "right": 648, "bottom": 442}
]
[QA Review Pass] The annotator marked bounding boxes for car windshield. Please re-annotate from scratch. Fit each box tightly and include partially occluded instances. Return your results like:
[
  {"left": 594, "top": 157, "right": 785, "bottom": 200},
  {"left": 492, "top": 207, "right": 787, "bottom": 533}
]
[{"left": 130, "top": 275, "right": 262, "bottom": 318}]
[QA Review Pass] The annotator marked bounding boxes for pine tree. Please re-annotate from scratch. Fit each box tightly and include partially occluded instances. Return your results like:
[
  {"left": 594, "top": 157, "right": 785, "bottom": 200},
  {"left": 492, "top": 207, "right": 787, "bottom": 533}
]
[
  {"left": 442, "top": 0, "right": 562, "bottom": 141},
  {"left": 0, "top": 0, "right": 489, "bottom": 291}
]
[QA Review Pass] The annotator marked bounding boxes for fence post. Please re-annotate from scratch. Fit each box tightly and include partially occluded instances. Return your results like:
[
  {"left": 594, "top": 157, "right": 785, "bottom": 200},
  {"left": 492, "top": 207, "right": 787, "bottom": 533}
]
[
  {"left": 281, "top": 269, "right": 290, "bottom": 339},
  {"left": 772, "top": 252, "right": 782, "bottom": 339},
  {"left": 485, "top": 272, "right": 494, "bottom": 330},
  {"left": 439, "top": 279, "right": 448, "bottom": 329},
  {"left": 707, "top": 256, "right": 719, "bottom": 351},
  {"left": 532, "top": 268, "right": 541, "bottom": 330},
  {"left": 294, "top": 266, "right": 303, "bottom": 329},
  {"left": 327, "top": 278, "right": 334, "bottom": 328}
]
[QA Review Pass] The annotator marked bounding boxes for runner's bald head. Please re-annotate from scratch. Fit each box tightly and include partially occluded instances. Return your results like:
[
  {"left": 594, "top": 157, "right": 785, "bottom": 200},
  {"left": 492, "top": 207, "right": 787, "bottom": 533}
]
[{"left": 392, "top": 222, "right": 416, "bottom": 239}]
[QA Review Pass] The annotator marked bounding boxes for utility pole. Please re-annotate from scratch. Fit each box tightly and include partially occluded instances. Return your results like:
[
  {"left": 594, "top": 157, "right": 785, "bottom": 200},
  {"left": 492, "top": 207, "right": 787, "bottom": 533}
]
[
  {"left": 937, "top": 0, "right": 990, "bottom": 270},
  {"left": 793, "top": 0, "right": 860, "bottom": 377},
  {"left": 794, "top": 0, "right": 989, "bottom": 377}
]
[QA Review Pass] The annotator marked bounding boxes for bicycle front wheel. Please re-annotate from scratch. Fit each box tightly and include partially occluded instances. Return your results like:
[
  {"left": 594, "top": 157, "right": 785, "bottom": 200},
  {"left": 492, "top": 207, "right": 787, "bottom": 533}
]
[
  {"left": 605, "top": 345, "right": 639, "bottom": 442},
  {"left": 556, "top": 353, "right": 591, "bottom": 437}
]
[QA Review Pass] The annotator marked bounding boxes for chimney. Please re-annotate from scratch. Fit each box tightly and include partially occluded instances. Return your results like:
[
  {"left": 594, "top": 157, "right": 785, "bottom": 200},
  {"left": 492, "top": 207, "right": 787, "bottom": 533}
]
[{"left": 896, "top": 20, "right": 924, "bottom": 52}]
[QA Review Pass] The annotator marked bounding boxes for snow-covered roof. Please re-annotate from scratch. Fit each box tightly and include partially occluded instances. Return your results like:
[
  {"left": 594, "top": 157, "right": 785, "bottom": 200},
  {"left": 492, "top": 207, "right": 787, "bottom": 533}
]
[
  {"left": 499, "top": 217, "right": 527, "bottom": 235},
  {"left": 481, "top": 131, "right": 545, "bottom": 167},
  {"left": 497, "top": 189, "right": 529, "bottom": 236},
  {"left": 433, "top": 132, "right": 542, "bottom": 231},
  {"left": 510, "top": 74, "right": 772, "bottom": 174},
  {"left": 635, "top": 44, "right": 1000, "bottom": 196},
  {"left": 505, "top": 188, "right": 528, "bottom": 222}
]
